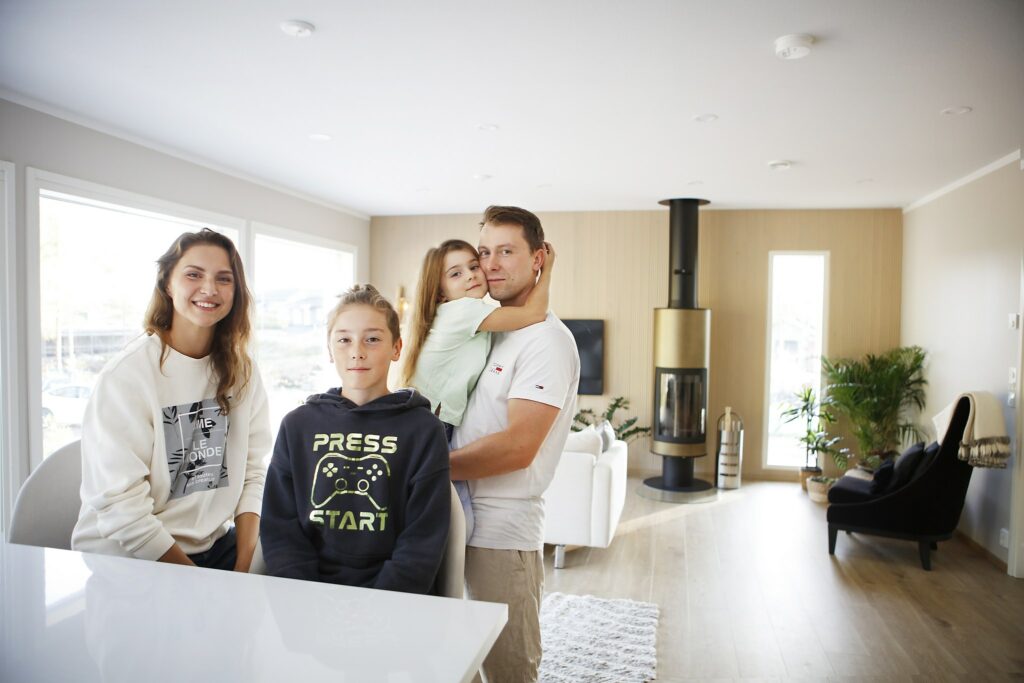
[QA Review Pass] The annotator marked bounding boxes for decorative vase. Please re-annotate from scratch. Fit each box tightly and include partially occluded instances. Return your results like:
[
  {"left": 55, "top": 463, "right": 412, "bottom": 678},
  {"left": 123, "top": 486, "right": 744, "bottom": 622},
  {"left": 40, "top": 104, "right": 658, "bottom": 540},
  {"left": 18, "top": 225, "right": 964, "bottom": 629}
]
[
  {"left": 807, "top": 477, "right": 833, "bottom": 503},
  {"left": 799, "top": 466, "right": 822, "bottom": 491}
]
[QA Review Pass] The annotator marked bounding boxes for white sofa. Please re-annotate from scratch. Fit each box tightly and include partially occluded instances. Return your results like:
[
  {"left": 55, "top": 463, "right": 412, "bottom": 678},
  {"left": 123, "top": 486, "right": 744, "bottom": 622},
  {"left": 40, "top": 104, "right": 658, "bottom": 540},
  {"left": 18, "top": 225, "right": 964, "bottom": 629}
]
[{"left": 542, "top": 427, "right": 629, "bottom": 568}]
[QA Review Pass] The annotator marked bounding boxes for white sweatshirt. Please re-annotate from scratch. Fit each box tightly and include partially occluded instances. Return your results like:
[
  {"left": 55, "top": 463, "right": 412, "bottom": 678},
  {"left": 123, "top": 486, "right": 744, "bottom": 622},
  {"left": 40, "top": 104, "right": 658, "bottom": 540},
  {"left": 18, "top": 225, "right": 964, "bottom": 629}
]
[{"left": 72, "top": 334, "right": 270, "bottom": 560}]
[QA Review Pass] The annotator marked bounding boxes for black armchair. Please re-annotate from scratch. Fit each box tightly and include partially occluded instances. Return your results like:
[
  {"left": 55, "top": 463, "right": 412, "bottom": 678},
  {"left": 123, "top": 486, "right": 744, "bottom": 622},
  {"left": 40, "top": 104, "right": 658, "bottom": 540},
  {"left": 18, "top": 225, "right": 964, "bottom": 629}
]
[{"left": 827, "top": 396, "right": 973, "bottom": 570}]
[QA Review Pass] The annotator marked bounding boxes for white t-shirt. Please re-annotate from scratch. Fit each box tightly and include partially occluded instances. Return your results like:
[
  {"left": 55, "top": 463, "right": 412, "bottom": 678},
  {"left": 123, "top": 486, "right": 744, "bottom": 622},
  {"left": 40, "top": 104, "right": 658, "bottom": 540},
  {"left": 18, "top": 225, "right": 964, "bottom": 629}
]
[
  {"left": 453, "top": 312, "right": 580, "bottom": 551},
  {"left": 410, "top": 297, "right": 495, "bottom": 426},
  {"left": 72, "top": 334, "right": 271, "bottom": 560}
]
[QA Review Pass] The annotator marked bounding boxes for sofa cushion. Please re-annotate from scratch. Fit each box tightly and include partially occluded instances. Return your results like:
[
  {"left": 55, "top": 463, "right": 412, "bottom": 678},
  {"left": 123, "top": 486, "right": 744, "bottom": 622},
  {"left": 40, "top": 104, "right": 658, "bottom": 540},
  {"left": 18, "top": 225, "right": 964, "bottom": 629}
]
[
  {"left": 596, "top": 420, "right": 616, "bottom": 452},
  {"left": 889, "top": 442, "right": 926, "bottom": 492},
  {"left": 911, "top": 441, "right": 940, "bottom": 482},
  {"left": 828, "top": 475, "right": 874, "bottom": 504},
  {"left": 564, "top": 426, "right": 602, "bottom": 458},
  {"left": 870, "top": 459, "right": 895, "bottom": 495}
]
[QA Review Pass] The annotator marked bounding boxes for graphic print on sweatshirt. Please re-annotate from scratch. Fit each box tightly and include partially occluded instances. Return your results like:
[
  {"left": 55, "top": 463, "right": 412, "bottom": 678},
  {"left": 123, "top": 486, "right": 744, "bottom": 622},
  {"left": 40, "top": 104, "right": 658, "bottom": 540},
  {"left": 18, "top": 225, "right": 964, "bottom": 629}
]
[
  {"left": 162, "top": 399, "right": 229, "bottom": 499},
  {"left": 308, "top": 432, "right": 395, "bottom": 532}
]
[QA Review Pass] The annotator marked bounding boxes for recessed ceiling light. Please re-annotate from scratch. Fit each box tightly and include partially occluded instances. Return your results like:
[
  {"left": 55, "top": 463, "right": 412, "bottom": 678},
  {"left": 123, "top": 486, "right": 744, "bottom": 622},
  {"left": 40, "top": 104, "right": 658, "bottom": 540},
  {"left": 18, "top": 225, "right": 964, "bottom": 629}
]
[
  {"left": 856, "top": 178, "right": 874, "bottom": 185},
  {"left": 415, "top": 186, "right": 430, "bottom": 193},
  {"left": 280, "top": 20, "right": 315, "bottom": 38},
  {"left": 767, "top": 160, "right": 793, "bottom": 171},
  {"left": 473, "top": 173, "right": 493, "bottom": 181},
  {"left": 308, "top": 133, "right": 332, "bottom": 142},
  {"left": 692, "top": 114, "right": 718, "bottom": 123},
  {"left": 941, "top": 106, "right": 973, "bottom": 116},
  {"left": 476, "top": 123, "right": 500, "bottom": 132},
  {"left": 536, "top": 183, "right": 553, "bottom": 189},
  {"left": 687, "top": 180, "right": 704, "bottom": 186},
  {"left": 774, "top": 34, "right": 815, "bottom": 60}
]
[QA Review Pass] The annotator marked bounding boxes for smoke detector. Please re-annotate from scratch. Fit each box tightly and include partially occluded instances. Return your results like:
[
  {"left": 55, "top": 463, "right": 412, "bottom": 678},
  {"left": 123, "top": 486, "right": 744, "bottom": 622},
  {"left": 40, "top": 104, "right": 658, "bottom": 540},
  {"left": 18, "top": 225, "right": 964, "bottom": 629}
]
[
  {"left": 281, "top": 20, "right": 315, "bottom": 38},
  {"left": 774, "top": 34, "right": 814, "bottom": 60}
]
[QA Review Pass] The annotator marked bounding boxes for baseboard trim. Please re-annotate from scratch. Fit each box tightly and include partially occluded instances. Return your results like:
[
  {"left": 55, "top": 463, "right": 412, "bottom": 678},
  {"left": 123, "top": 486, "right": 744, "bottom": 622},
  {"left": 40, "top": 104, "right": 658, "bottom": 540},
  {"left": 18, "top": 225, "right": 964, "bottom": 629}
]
[{"left": 955, "top": 530, "right": 1008, "bottom": 573}]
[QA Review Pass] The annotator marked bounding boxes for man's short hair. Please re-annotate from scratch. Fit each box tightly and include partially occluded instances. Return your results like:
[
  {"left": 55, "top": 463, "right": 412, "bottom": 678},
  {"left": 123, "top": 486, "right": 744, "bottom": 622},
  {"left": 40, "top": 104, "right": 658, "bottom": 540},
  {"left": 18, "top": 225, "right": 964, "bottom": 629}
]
[{"left": 479, "top": 205, "right": 545, "bottom": 253}]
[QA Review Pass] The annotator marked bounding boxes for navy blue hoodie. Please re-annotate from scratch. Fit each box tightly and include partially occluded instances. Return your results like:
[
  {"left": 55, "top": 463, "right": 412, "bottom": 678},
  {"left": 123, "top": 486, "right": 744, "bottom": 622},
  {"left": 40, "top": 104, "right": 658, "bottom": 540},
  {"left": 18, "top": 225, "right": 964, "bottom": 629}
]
[{"left": 260, "top": 389, "right": 450, "bottom": 594}]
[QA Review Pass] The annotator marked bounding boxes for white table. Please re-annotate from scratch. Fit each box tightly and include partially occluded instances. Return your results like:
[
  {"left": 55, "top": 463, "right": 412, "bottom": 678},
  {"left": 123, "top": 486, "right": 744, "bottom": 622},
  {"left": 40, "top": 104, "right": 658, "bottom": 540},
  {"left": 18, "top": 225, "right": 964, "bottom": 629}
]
[{"left": 0, "top": 542, "right": 506, "bottom": 682}]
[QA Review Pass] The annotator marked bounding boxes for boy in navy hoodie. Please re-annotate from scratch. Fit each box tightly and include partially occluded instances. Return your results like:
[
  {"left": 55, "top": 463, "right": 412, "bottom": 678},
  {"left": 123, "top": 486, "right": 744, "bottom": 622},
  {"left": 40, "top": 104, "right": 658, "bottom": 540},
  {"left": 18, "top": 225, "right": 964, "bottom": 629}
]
[{"left": 260, "top": 284, "right": 450, "bottom": 593}]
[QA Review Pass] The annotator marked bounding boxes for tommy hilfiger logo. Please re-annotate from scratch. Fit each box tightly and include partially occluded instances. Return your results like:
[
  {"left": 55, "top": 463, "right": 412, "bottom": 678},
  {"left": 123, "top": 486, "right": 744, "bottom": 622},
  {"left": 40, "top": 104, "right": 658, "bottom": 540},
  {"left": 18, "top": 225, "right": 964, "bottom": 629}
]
[
  {"left": 535, "top": 385, "right": 545, "bottom": 390},
  {"left": 489, "top": 362, "right": 504, "bottom": 375}
]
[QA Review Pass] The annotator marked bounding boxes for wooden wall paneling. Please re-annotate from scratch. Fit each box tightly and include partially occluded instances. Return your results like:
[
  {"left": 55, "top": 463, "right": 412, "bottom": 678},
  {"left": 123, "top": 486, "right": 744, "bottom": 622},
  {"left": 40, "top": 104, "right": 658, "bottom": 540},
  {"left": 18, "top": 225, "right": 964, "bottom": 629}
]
[{"left": 370, "top": 208, "right": 901, "bottom": 481}]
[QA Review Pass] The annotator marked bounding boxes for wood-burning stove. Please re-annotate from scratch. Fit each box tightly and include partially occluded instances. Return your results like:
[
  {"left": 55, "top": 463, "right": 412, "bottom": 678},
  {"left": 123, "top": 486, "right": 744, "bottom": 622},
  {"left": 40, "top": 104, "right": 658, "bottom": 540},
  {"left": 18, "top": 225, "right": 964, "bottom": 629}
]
[{"left": 641, "top": 198, "right": 717, "bottom": 503}]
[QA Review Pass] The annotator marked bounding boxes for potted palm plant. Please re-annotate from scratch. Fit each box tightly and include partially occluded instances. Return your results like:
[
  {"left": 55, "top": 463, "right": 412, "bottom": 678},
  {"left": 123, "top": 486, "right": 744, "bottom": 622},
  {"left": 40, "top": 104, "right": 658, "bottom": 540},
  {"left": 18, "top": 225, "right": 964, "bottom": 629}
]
[
  {"left": 822, "top": 346, "right": 927, "bottom": 468},
  {"left": 781, "top": 386, "right": 847, "bottom": 491}
]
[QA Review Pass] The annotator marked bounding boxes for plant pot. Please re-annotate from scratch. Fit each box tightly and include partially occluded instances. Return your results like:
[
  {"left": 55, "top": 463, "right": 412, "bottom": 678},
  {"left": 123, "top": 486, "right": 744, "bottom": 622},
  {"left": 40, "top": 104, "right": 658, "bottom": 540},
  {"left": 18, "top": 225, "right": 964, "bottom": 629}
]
[
  {"left": 807, "top": 476, "right": 834, "bottom": 503},
  {"left": 799, "top": 466, "right": 822, "bottom": 491}
]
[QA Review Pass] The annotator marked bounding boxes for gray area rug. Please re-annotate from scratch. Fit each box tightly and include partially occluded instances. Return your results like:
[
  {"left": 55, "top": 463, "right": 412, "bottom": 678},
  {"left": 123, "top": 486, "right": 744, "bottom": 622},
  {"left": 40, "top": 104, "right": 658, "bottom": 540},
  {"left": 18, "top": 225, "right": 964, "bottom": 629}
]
[{"left": 539, "top": 592, "right": 659, "bottom": 683}]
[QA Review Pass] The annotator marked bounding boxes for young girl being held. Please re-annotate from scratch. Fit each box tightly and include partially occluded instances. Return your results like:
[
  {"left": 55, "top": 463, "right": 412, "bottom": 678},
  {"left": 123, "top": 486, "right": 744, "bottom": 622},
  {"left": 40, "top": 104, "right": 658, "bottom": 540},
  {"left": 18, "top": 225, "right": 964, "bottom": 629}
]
[{"left": 402, "top": 238, "right": 555, "bottom": 539}]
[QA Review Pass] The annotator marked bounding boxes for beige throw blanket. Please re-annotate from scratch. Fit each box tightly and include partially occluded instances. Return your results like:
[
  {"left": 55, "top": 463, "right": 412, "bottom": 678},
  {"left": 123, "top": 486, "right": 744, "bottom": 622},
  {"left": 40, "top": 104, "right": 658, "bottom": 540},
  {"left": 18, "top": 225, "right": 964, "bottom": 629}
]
[{"left": 932, "top": 392, "right": 1012, "bottom": 469}]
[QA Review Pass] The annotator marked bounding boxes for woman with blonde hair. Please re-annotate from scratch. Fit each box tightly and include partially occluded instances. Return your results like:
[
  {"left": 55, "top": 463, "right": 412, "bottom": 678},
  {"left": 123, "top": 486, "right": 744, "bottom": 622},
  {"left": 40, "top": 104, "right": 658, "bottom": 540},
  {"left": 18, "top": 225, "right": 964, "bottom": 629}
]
[{"left": 73, "top": 228, "right": 270, "bottom": 571}]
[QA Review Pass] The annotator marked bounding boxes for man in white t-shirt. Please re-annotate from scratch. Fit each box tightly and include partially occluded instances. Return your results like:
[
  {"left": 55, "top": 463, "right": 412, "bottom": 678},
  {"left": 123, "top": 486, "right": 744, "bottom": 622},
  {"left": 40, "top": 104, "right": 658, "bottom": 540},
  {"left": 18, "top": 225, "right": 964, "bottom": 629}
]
[{"left": 451, "top": 205, "right": 580, "bottom": 683}]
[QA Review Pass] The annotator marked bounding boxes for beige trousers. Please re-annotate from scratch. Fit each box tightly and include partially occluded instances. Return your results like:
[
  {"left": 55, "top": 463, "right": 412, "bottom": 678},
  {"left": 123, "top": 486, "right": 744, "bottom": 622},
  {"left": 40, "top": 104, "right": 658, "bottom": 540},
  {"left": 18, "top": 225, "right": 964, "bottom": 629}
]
[{"left": 464, "top": 546, "right": 544, "bottom": 683}]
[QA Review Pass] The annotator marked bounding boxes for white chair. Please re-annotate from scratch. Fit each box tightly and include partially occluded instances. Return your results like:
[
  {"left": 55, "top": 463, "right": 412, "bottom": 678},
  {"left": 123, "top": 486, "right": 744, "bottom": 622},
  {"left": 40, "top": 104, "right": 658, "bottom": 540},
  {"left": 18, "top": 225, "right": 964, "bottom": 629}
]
[
  {"left": 542, "top": 435, "right": 628, "bottom": 568},
  {"left": 249, "top": 538, "right": 267, "bottom": 574},
  {"left": 9, "top": 439, "right": 82, "bottom": 549},
  {"left": 252, "top": 483, "right": 466, "bottom": 599},
  {"left": 436, "top": 482, "right": 466, "bottom": 598}
]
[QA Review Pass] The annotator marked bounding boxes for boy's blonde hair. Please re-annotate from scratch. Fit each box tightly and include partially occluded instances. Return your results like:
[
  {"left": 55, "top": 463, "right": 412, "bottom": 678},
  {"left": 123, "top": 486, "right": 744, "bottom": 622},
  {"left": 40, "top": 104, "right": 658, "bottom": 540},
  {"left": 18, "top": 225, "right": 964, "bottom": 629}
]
[{"left": 326, "top": 284, "right": 401, "bottom": 343}]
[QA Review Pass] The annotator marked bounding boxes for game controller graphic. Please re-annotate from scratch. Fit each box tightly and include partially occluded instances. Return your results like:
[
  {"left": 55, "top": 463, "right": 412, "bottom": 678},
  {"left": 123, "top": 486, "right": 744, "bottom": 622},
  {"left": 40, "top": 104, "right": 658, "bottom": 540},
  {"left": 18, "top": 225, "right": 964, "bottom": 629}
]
[{"left": 311, "top": 453, "right": 391, "bottom": 511}]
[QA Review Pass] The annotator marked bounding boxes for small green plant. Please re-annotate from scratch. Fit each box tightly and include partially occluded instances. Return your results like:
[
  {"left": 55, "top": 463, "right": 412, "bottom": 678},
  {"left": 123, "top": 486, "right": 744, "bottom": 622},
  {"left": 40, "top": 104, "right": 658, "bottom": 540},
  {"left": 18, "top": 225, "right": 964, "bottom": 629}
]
[
  {"left": 781, "top": 386, "right": 850, "bottom": 470},
  {"left": 572, "top": 396, "right": 651, "bottom": 443}
]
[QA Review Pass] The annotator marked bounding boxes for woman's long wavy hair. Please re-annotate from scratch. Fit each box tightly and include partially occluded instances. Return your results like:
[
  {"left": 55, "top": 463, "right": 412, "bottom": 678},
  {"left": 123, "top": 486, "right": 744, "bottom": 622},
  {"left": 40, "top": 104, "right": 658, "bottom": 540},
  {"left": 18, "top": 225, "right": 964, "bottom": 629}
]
[
  {"left": 144, "top": 228, "right": 253, "bottom": 414},
  {"left": 401, "top": 239, "right": 478, "bottom": 387}
]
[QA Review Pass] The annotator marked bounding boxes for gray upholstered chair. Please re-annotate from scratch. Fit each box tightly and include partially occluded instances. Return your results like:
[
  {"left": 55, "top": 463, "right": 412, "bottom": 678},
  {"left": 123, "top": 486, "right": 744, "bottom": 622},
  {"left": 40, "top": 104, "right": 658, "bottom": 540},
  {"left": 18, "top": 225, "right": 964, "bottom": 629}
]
[{"left": 9, "top": 439, "right": 82, "bottom": 549}]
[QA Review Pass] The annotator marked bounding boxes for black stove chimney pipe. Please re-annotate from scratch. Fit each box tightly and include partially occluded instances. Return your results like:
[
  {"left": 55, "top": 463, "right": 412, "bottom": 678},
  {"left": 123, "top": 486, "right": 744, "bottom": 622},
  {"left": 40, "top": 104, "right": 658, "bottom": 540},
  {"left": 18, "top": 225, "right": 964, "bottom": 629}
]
[{"left": 659, "top": 198, "right": 709, "bottom": 310}]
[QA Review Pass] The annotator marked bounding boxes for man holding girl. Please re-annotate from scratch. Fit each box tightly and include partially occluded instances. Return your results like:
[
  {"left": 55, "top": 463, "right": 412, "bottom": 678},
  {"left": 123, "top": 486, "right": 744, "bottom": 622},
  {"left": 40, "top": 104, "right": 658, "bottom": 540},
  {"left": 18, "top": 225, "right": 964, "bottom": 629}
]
[{"left": 404, "top": 205, "right": 580, "bottom": 682}]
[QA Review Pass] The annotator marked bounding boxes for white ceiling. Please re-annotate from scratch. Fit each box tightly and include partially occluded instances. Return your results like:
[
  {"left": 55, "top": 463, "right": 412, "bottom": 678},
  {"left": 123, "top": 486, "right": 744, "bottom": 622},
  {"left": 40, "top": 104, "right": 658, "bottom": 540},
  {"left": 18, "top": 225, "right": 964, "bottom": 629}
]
[{"left": 1, "top": 0, "right": 1022, "bottom": 216}]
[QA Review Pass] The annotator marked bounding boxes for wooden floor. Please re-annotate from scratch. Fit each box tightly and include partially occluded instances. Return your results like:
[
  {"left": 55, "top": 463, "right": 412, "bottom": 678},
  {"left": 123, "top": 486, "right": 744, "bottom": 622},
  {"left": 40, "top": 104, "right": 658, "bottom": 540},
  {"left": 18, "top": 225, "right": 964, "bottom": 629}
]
[{"left": 543, "top": 477, "right": 1024, "bottom": 682}]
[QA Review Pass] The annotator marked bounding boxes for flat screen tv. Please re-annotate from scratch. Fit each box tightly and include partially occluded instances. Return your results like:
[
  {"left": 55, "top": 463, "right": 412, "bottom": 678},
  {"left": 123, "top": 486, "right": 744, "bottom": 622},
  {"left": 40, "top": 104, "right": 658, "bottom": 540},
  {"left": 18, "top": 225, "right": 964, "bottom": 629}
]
[{"left": 563, "top": 319, "right": 604, "bottom": 395}]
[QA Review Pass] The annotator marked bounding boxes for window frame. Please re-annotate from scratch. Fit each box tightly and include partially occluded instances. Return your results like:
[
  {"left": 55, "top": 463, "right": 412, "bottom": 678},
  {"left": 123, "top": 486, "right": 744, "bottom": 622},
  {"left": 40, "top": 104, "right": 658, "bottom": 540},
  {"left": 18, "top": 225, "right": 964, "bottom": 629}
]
[
  {"left": 249, "top": 220, "right": 359, "bottom": 432},
  {"left": 4, "top": 168, "right": 362, "bottom": 536},
  {"left": 761, "top": 250, "right": 831, "bottom": 471},
  {"left": 1, "top": 160, "right": 20, "bottom": 534},
  {"left": 25, "top": 168, "right": 247, "bottom": 471}
]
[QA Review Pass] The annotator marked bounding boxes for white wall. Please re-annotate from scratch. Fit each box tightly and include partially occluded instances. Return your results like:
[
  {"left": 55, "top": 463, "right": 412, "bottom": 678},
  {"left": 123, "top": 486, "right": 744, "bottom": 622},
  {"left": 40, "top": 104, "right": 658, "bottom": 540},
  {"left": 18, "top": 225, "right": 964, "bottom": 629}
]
[
  {"left": 0, "top": 97, "right": 370, "bottom": 528},
  {"left": 902, "top": 155, "right": 1023, "bottom": 565},
  {"left": 0, "top": 98, "right": 369, "bottom": 265}
]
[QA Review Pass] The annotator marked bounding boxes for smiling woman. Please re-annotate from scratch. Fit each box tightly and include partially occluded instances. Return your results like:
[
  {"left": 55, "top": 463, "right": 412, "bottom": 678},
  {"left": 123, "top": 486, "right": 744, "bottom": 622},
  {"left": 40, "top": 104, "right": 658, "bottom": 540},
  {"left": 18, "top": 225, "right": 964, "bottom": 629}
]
[{"left": 71, "top": 228, "right": 271, "bottom": 573}]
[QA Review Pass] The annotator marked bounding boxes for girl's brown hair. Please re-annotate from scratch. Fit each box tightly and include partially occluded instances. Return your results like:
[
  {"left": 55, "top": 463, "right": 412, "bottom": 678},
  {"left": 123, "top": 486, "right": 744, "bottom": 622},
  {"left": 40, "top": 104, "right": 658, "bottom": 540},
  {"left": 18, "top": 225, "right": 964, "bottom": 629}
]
[
  {"left": 401, "top": 239, "right": 478, "bottom": 386},
  {"left": 144, "top": 228, "right": 253, "bottom": 414}
]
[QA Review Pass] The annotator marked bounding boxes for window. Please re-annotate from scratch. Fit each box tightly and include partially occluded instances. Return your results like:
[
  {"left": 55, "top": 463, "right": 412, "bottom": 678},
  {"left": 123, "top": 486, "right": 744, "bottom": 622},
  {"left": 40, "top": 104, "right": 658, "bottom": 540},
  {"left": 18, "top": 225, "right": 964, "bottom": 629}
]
[
  {"left": 764, "top": 252, "right": 828, "bottom": 468},
  {"left": 33, "top": 177, "right": 240, "bottom": 466},
  {"left": 1, "top": 160, "right": 16, "bottom": 533},
  {"left": 253, "top": 228, "right": 356, "bottom": 436},
  {"left": 21, "top": 170, "right": 359, "bottom": 490}
]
